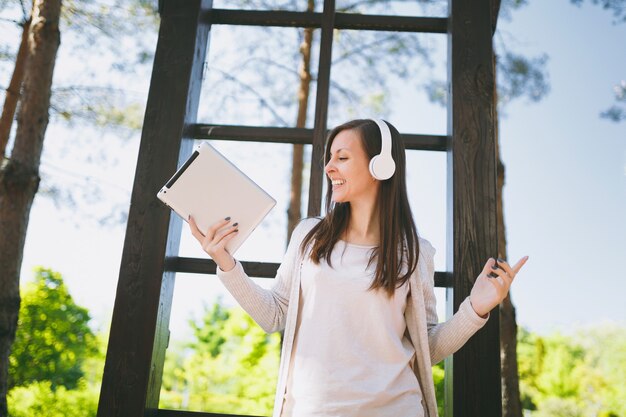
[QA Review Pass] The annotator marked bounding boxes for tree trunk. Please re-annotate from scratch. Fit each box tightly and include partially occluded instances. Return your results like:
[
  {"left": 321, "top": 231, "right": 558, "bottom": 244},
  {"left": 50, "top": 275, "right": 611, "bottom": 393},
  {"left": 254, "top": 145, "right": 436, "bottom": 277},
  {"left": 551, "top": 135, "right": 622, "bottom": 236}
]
[
  {"left": 0, "top": 18, "right": 31, "bottom": 157},
  {"left": 287, "top": 0, "right": 314, "bottom": 240},
  {"left": 494, "top": 54, "right": 523, "bottom": 417},
  {"left": 0, "top": 0, "right": 62, "bottom": 413}
]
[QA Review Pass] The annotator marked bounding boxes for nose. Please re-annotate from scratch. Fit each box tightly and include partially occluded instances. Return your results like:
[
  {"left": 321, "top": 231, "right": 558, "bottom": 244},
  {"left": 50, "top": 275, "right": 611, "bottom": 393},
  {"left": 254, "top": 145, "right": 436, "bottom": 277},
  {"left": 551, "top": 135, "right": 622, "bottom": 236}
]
[{"left": 324, "top": 159, "right": 334, "bottom": 175}]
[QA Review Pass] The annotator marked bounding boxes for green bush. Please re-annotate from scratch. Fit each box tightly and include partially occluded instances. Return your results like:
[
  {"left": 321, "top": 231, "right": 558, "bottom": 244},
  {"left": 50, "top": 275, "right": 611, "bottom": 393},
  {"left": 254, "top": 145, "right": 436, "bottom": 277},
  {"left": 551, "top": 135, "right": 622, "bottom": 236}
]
[
  {"left": 8, "top": 381, "right": 98, "bottom": 417},
  {"left": 9, "top": 267, "right": 98, "bottom": 390}
]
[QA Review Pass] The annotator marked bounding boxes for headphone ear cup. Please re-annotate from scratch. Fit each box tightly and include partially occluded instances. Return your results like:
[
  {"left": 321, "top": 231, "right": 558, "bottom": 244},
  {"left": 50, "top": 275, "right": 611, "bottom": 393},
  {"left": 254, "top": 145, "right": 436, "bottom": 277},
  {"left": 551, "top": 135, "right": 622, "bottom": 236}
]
[{"left": 369, "top": 154, "right": 396, "bottom": 180}]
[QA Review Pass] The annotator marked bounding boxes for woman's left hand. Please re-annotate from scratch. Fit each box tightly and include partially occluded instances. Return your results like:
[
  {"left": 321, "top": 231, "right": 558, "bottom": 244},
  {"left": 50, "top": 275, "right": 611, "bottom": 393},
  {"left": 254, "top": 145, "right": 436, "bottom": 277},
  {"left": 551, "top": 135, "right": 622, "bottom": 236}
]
[{"left": 469, "top": 256, "right": 529, "bottom": 318}]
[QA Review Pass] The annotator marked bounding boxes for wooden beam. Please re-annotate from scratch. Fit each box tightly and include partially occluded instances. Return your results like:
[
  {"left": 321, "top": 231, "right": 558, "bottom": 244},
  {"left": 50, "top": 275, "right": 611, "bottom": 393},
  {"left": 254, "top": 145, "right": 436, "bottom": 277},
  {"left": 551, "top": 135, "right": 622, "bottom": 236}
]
[
  {"left": 188, "top": 124, "right": 314, "bottom": 144},
  {"left": 308, "top": 0, "right": 336, "bottom": 217},
  {"left": 164, "top": 257, "right": 451, "bottom": 288},
  {"left": 188, "top": 123, "right": 447, "bottom": 151},
  {"left": 445, "top": 0, "right": 500, "bottom": 416},
  {"left": 204, "top": 9, "right": 447, "bottom": 33},
  {"left": 97, "top": 1, "right": 211, "bottom": 416},
  {"left": 335, "top": 13, "right": 446, "bottom": 33}
]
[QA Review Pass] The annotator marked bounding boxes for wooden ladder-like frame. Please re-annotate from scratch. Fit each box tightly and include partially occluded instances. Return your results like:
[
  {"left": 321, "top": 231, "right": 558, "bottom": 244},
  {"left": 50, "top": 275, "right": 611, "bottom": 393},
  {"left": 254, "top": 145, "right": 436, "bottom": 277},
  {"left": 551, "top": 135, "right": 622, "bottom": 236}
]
[{"left": 97, "top": 1, "right": 499, "bottom": 416}]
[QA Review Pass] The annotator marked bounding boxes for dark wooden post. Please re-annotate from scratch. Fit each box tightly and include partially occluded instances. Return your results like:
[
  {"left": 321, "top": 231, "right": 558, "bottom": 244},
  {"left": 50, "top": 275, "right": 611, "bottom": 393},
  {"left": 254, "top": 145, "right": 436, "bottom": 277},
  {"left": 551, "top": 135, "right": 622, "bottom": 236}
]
[
  {"left": 97, "top": 1, "right": 212, "bottom": 416},
  {"left": 307, "top": 0, "right": 335, "bottom": 217},
  {"left": 445, "top": 0, "right": 500, "bottom": 416}
]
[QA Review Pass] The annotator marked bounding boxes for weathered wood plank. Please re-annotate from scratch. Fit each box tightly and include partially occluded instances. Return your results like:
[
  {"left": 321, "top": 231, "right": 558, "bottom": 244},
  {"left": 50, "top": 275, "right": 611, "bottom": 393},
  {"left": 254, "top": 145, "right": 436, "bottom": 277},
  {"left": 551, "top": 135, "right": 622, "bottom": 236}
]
[
  {"left": 446, "top": 0, "right": 500, "bottom": 416},
  {"left": 204, "top": 9, "right": 447, "bottom": 33},
  {"left": 308, "top": 0, "right": 336, "bottom": 217},
  {"left": 189, "top": 123, "right": 447, "bottom": 151},
  {"left": 164, "top": 257, "right": 451, "bottom": 288},
  {"left": 97, "top": 1, "right": 212, "bottom": 416}
]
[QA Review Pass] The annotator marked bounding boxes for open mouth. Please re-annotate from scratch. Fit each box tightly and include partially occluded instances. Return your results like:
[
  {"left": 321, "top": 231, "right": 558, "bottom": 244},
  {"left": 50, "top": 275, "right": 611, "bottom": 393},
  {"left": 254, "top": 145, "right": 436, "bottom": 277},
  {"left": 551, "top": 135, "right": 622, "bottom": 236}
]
[{"left": 331, "top": 179, "right": 346, "bottom": 188}]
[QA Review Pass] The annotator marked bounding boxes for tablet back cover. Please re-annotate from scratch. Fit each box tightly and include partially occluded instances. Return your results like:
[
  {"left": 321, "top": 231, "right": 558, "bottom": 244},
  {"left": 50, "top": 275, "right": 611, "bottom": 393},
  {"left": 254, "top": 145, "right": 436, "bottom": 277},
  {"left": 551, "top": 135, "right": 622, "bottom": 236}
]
[{"left": 157, "top": 142, "right": 276, "bottom": 255}]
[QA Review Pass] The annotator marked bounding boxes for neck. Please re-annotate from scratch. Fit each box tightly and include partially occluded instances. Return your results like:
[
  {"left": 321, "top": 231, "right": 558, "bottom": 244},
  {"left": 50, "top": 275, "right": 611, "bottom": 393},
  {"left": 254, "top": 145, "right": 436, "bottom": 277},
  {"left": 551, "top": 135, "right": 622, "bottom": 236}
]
[{"left": 345, "top": 197, "right": 380, "bottom": 244}]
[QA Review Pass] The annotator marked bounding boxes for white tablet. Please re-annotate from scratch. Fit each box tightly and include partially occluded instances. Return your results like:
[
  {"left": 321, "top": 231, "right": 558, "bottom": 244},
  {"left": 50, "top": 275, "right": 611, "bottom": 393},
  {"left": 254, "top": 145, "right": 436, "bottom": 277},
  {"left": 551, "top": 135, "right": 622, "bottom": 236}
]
[{"left": 157, "top": 141, "right": 276, "bottom": 255}]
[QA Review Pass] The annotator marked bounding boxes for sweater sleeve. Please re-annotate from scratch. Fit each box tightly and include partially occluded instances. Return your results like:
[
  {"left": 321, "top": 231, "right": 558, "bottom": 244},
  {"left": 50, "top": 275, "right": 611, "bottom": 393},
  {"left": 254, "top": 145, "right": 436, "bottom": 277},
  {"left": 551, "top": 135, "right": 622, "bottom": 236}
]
[
  {"left": 419, "top": 238, "right": 489, "bottom": 365},
  {"left": 216, "top": 218, "right": 318, "bottom": 334}
]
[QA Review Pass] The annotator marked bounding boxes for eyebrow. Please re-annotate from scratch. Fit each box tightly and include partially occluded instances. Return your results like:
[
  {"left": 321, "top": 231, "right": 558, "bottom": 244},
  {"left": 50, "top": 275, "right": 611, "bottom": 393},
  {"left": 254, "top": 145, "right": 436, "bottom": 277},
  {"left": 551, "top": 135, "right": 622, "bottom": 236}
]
[{"left": 329, "top": 148, "right": 349, "bottom": 155}]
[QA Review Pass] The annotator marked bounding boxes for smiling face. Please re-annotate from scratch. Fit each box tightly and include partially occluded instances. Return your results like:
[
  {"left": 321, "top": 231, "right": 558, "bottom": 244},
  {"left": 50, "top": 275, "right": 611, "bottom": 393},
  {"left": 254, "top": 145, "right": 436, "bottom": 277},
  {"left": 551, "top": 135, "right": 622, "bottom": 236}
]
[{"left": 324, "top": 128, "right": 380, "bottom": 205}]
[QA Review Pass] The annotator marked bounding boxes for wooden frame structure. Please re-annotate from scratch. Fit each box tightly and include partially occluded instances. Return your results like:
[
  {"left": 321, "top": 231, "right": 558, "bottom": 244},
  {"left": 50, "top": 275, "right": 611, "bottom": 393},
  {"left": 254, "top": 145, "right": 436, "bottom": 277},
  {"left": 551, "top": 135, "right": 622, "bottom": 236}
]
[{"left": 97, "top": 1, "right": 499, "bottom": 416}]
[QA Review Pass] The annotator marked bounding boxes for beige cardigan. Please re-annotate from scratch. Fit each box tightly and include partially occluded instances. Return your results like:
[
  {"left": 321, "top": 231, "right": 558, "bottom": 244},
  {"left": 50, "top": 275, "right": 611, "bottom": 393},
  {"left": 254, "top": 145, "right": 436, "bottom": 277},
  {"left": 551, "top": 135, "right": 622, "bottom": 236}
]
[{"left": 217, "top": 218, "right": 488, "bottom": 417}]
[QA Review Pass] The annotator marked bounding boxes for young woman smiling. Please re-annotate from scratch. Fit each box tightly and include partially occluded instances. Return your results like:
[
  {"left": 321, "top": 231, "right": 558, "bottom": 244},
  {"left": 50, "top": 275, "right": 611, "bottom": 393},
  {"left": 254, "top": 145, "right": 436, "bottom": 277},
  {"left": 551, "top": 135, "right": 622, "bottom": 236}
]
[{"left": 189, "top": 119, "right": 528, "bottom": 417}]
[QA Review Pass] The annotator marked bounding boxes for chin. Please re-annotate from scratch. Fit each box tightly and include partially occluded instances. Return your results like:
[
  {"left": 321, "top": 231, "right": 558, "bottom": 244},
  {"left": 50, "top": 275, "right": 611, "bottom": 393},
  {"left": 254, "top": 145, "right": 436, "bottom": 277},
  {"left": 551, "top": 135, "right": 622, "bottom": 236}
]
[
  {"left": 331, "top": 194, "right": 348, "bottom": 204},
  {"left": 331, "top": 197, "right": 342, "bottom": 203}
]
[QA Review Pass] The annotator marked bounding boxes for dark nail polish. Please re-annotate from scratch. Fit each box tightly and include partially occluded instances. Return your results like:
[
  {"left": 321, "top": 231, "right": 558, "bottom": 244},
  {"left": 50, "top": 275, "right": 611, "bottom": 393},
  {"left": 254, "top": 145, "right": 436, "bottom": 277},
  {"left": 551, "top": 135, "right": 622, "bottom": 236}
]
[
  {"left": 234, "top": 229, "right": 239, "bottom": 233},
  {"left": 225, "top": 216, "right": 231, "bottom": 221},
  {"left": 488, "top": 271, "right": 498, "bottom": 278},
  {"left": 232, "top": 222, "right": 239, "bottom": 227},
  {"left": 497, "top": 258, "right": 505, "bottom": 264}
]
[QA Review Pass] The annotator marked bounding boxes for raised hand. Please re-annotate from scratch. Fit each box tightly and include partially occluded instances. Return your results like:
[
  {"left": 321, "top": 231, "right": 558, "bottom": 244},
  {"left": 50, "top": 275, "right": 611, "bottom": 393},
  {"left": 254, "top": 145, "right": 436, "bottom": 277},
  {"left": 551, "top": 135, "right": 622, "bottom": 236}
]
[
  {"left": 469, "top": 256, "right": 529, "bottom": 318},
  {"left": 188, "top": 215, "right": 238, "bottom": 272}
]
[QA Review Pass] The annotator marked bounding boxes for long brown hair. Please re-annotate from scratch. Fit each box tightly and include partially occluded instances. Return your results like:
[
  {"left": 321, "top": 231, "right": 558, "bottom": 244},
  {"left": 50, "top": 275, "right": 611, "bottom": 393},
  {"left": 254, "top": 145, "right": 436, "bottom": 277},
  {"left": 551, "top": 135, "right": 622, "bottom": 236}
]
[{"left": 300, "top": 119, "right": 420, "bottom": 297}]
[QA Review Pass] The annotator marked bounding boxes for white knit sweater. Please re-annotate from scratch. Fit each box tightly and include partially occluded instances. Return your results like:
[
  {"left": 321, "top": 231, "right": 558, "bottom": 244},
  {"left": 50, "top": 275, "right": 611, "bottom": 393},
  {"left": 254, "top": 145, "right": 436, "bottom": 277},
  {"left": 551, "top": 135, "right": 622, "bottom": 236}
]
[{"left": 217, "top": 218, "right": 488, "bottom": 417}]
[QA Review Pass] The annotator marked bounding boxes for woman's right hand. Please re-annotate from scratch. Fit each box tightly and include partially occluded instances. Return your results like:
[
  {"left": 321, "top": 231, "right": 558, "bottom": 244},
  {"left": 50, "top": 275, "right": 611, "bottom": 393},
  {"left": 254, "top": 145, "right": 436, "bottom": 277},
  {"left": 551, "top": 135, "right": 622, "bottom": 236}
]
[{"left": 188, "top": 216, "right": 238, "bottom": 272}]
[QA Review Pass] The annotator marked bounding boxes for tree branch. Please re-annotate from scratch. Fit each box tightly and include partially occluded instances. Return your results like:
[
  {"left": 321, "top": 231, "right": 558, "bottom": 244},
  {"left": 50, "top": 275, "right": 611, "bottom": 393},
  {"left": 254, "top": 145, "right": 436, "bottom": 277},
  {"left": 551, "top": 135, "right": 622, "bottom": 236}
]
[{"left": 210, "top": 67, "right": 289, "bottom": 126}]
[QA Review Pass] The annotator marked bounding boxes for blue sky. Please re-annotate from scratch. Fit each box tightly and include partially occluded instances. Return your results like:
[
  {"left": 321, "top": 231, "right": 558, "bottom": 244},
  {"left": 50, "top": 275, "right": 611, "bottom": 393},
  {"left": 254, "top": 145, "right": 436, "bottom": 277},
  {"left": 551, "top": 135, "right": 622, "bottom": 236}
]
[
  {"left": 16, "top": 0, "right": 625, "bottom": 341},
  {"left": 496, "top": 1, "right": 626, "bottom": 333}
]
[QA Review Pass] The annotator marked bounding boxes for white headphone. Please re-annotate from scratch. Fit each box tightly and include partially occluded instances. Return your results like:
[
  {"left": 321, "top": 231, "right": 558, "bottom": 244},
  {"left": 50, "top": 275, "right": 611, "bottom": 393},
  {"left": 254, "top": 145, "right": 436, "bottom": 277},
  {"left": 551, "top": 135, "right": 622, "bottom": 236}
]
[{"left": 368, "top": 119, "right": 396, "bottom": 180}]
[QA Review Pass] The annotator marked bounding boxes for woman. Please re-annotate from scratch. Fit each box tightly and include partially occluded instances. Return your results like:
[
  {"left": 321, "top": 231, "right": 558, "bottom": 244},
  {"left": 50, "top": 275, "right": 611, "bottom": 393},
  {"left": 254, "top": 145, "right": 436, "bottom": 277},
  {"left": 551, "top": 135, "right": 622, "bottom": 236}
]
[{"left": 189, "top": 119, "right": 528, "bottom": 417}]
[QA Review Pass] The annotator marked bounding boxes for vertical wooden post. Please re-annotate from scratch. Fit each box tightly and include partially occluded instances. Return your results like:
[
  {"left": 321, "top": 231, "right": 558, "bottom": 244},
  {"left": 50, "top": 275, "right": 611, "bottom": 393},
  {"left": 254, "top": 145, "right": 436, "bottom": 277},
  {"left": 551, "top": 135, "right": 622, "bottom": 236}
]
[
  {"left": 307, "top": 0, "right": 335, "bottom": 217},
  {"left": 97, "top": 1, "right": 212, "bottom": 416},
  {"left": 445, "top": 0, "right": 500, "bottom": 416}
]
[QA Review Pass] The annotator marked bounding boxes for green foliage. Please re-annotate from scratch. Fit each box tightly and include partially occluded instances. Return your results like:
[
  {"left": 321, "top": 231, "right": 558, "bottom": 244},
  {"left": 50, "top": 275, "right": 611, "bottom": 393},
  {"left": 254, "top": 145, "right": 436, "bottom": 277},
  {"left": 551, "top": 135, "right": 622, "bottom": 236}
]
[
  {"left": 160, "top": 302, "right": 281, "bottom": 415},
  {"left": 8, "top": 267, "right": 98, "bottom": 390},
  {"left": 517, "top": 325, "right": 626, "bottom": 417},
  {"left": 7, "top": 381, "right": 98, "bottom": 417},
  {"left": 533, "top": 397, "right": 585, "bottom": 417},
  {"left": 432, "top": 361, "right": 445, "bottom": 416},
  {"left": 163, "top": 304, "right": 626, "bottom": 417},
  {"left": 7, "top": 268, "right": 107, "bottom": 417},
  {"left": 93, "top": 102, "right": 145, "bottom": 130},
  {"left": 188, "top": 302, "right": 230, "bottom": 358},
  {"left": 9, "top": 267, "right": 625, "bottom": 417}
]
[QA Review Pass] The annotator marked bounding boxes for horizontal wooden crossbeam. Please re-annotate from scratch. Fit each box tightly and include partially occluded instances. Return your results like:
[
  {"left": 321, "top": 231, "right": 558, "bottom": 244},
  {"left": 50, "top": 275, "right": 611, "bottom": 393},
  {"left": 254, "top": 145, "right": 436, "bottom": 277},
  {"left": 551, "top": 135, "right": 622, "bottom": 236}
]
[
  {"left": 203, "top": 9, "right": 447, "bottom": 33},
  {"left": 165, "top": 256, "right": 452, "bottom": 288},
  {"left": 187, "top": 124, "right": 447, "bottom": 151}
]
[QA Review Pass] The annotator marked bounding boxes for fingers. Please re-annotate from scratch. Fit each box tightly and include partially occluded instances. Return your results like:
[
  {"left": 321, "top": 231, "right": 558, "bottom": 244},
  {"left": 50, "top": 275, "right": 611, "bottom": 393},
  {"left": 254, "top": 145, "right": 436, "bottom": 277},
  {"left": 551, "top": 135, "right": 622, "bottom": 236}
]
[
  {"left": 217, "top": 226, "right": 239, "bottom": 247},
  {"left": 188, "top": 215, "right": 205, "bottom": 241},
  {"left": 474, "top": 256, "right": 528, "bottom": 313},
  {"left": 188, "top": 215, "right": 239, "bottom": 257},
  {"left": 487, "top": 274, "right": 506, "bottom": 292},
  {"left": 488, "top": 267, "right": 511, "bottom": 289},
  {"left": 203, "top": 224, "right": 239, "bottom": 253},
  {"left": 486, "top": 256, "right": 529, "bottom": 280},
  {"left": 481, "top": 258, "right": 498, "bottom": 276},
  {"left": 492, "top": 259, "right": 514, "bottom": 285},
  {"left": 494, "top": 256, "right": 529, "bottom": 283},
  {"left": 484, "top": 258, "right": 513, "bottom": 289},
  {"left": 188, "top": 215, "right": 232, "bottom": 242},
  {"left": 512, "top": 256, "right": 529, "bottom": 274},
  {"left": 210, "top": 222, "right": 239, "bottom": 246},
  {"left": 204, "top": 216, "right": 233, "bottom": 241}
]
